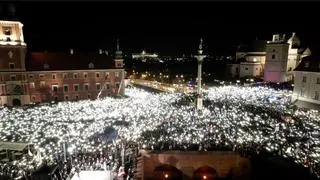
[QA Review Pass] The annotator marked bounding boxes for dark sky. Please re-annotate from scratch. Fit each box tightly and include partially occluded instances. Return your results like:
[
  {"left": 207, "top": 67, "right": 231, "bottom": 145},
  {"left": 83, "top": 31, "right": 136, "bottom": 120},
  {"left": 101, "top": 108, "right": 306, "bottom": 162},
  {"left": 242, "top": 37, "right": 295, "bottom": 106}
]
[{"left": 3, "top": 2, "right": 320, "bottom": 56}]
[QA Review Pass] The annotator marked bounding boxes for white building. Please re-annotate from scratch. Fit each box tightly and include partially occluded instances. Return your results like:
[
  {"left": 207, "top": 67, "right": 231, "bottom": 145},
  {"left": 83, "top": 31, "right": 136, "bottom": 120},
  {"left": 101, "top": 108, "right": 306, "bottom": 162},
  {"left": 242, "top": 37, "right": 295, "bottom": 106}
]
[
  {"left": 228, "top": 40, "right": 266, "bottom": 78},
  {"left": 264, "top": 33, "right": 311, "bottom": 83},
  {"left": 292, "top": 55, "right": 320, "bottom": 105}
]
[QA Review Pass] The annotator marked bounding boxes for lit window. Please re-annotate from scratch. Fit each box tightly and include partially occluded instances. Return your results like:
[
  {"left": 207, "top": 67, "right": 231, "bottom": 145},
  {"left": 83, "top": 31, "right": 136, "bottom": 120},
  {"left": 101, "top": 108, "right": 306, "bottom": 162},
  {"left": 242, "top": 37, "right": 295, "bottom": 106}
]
[
  {"left": 40, "top": 81, "right": 46, "bottom": 88},
  {"left": 29, "top": 82, "right": 35, "bottom": 88},
  {"left": 253, "top": 58, "right": 257, "bottom": 62},
  {"left": 9, "top": 63, "right": 14, "bottom": 69}
]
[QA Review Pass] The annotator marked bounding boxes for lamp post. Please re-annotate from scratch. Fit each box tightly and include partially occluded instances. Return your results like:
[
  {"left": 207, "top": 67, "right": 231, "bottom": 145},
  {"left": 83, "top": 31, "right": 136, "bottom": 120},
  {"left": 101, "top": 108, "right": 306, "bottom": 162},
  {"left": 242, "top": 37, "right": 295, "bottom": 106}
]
[{"left": 194, "top": 38, "right": 206, "bottom": 110}]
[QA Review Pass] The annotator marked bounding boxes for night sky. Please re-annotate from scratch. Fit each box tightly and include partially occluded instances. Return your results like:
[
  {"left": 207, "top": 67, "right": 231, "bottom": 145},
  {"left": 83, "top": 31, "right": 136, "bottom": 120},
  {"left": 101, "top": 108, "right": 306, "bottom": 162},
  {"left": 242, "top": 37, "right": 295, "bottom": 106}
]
[{"left": 2, "top": 2, "right": 320, "bottom": 56}]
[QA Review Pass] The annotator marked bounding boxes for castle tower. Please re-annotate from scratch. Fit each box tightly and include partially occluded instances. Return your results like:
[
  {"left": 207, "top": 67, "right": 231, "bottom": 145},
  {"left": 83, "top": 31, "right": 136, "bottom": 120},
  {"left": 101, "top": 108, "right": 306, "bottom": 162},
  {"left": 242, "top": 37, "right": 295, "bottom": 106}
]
[
  {"left": 0, "top": 20, "right": 27, "bottom": 71},
  {"left": 114, "top": 38, "right": 124, "bottom": 69},
  {"left": 264, "top": 34, "right": 289, "bottom": 83}
]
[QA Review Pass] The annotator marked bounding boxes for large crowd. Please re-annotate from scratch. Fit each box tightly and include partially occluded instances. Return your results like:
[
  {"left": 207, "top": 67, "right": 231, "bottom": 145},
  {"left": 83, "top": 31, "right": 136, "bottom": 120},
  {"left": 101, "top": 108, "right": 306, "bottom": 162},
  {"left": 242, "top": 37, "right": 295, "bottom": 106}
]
[{"left": 0, "top": 85, "right": 320, "bottom": 179}]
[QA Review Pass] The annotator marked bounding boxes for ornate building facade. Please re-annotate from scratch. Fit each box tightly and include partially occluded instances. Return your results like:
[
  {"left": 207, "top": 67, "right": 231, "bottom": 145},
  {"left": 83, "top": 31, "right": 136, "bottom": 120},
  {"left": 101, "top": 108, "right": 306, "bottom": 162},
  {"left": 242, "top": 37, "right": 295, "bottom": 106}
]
[{"left": 0, "top": 20, "right": 125, "bottom": 106}]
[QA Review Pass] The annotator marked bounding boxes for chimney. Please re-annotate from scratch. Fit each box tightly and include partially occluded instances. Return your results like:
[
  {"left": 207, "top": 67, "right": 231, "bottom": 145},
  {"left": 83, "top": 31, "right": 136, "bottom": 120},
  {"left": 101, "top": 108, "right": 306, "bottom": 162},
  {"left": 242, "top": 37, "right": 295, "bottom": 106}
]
[
  {"left": 70, "top": 49, "right": 74, "bottom": 55},
  {"left": 99, "top": 49, "right": 103, "bottom": 54}
]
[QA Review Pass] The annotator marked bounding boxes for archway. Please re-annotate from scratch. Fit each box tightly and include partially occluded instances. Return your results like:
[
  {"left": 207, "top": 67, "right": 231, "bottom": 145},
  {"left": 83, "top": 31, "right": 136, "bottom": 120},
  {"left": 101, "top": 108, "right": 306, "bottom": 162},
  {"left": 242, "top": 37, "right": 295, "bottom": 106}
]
[
  {"left": 154, "top": 164, "right": 183, "bottom": 180},
  {"left": 193, "top": 166, "right": 217, "bottom": 180},
  {"left": 12, "top": 99, "right": 21, "bottom": 106}
]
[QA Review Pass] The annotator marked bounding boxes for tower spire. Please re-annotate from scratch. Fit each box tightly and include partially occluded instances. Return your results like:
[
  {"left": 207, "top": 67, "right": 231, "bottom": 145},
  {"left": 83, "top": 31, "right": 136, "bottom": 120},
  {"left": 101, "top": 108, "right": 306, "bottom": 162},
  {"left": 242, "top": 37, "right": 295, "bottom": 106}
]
[{"left": 117, "top": 38, "right": 120, "bottom": 51}]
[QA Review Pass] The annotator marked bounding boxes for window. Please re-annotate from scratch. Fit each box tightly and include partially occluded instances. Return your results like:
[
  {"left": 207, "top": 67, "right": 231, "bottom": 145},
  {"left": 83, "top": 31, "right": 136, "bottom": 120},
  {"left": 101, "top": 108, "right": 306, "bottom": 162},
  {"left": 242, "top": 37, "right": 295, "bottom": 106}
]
[
  {"left": 106, "top": 83, "right": 110, "bottom": 90},
  {"left": 256, "top": 68, "right": 258, "bottom": 70},
  {"left": 63, "top": 73, "right": 67, "bottom": 79},
  {"left": 9, "top": 63, "right": 14, "bottom": 69},
  {"left": 6, "top": 37, "right": 11, "bottom": 42},
  {"left": 73, "top": 84, "right": 79, "bottom": 92},
  {"left": 29, "top": 82, "right": 35, "bottom": 89},
  {"left": 39, "top": 74, "right": 44, "bottom": 78},
  {"left": 116, "top": 83, "right": 120, "bottom": 89},
  {"left": 64, "top": 85, "right": 69, "bottom": 92},
  {"left": 40, "top": 81, "right": 46, "bottom": 88},
  {"left": 10, "top": 75, "right": 16, "bottom": 81},
  {"left": 315, "top": 91, "right": 319, "bottom": 100},
  {"left": 52, "top": 85, "right": 58, "bottom": 92},
  {"left": 105, "top": 72, "right": 110, "bottom": 80},
  {"left": 96, "top": 83, "right": 101, "bottom": 91},
  {"left": 317, "top": 78, "right": 320, "bottom": 84},
  {"left": 29, "top": 74, "right": 34, "bottom": 79},
  {"left": 65, "top": 96, "right": 69, "bottom": 100},
  {"left": 73, "top": 73, "right": 78, "bottom": 79},
  {"left": 96, "top": 72, "right": 100, "bottom": 78},
  {"left": 52, "top": 74, "right": 56, "bottom": 79},
  {"left": 272, "top": 49, "right": 276, "bottom": 52},
  {"left": 115, "top": 72, "right": 119, "bottom": 77},
  {"left": 84, "top": 84, "right": 89, "bottom": 91},
  {"left": 32, "top": 96, "right": 36, "bottom": 102},
  {"left": 253, "top": 58, "right": 257, "bottom": 62},
  {"left": 272, "top": 55, "right": 275, "bottom": 59},
  {"left": 88, "top": 62, "right": 94, "bottom": 69},
  {"left": 84, "top": 72, "right": 88, "bottom": 79},
  {"left": 3, "top": 27, "right": 12, "bottom": 36},
  {"left": 305, "top": 62, "right": 310, "bottom": 68},
  {"left": 75, "top": 96, "right": 79, "bottom": 100},
  {"left": 302, "top": 76, "right": 307, "bottom": 83},
  {"left": 245, "top": 68, "right": 248, "bottom": 71}
]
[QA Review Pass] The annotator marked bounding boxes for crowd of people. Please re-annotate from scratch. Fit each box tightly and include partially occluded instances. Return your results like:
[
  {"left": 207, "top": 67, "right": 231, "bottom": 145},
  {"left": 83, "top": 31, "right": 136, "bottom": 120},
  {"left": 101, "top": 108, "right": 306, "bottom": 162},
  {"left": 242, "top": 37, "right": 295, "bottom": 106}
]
[{"left": 0, "top": 85, "right": 319, "bottom": 179}]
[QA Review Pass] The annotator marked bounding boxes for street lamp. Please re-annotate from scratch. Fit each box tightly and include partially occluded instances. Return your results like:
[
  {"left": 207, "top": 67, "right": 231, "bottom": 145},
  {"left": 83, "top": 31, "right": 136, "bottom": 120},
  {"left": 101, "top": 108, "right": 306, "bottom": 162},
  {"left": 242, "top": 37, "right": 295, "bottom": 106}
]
[{"left": 194, "top": 38, "right": 206, "bottom": 110}]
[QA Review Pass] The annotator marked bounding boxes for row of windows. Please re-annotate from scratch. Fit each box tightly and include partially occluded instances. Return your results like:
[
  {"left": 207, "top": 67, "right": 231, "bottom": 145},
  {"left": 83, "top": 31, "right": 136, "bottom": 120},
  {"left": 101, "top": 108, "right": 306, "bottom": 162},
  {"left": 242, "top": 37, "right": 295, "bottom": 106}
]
[
  {"left": 50, "top": 83, "right": 120, "bottom": 92},
  {"left": 302, "top": 76, "right": 320, "bottom": 84},
  {"left": 3, "top": 71, "right": 121, "bottom": 81}
]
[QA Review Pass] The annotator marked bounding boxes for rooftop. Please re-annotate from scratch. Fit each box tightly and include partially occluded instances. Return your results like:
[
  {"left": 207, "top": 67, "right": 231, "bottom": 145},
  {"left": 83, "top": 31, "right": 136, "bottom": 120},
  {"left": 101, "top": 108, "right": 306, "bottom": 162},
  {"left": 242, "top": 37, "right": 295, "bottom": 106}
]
[{"left": 27, "top": 51, "right": 116, "bottom": 71}]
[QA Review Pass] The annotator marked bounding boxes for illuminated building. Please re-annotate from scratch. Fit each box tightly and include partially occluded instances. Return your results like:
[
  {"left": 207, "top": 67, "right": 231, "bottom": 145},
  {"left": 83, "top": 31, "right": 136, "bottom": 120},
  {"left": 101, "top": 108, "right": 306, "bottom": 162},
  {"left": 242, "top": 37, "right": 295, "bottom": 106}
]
[
  {"left": 228, "top": 33, "right": 311, "bottom": 82},
  {"left": 292, "top": 54, "right": 320, "bottom": 105},
  {"left": 0, "top": 20, "right": 125, "bottom": 106}
]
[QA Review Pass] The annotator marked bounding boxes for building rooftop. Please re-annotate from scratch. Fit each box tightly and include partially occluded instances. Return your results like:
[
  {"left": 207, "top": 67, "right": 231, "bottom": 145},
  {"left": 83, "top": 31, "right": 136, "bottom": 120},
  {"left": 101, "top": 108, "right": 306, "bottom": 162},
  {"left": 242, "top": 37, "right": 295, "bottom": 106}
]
[
  {"left": 28, "top": 50, "right": 116, "bottom": 71},
  {"left": 294, "top": 54, "right": 320, "bottom": 72}
]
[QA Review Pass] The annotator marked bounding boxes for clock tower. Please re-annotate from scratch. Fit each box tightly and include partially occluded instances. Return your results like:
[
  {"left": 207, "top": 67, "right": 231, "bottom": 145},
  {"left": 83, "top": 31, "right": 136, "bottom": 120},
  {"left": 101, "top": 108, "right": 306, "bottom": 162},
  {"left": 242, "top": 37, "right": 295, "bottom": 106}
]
[{"left": 0, "top": 20, "right": 26, "bottom": 71}]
